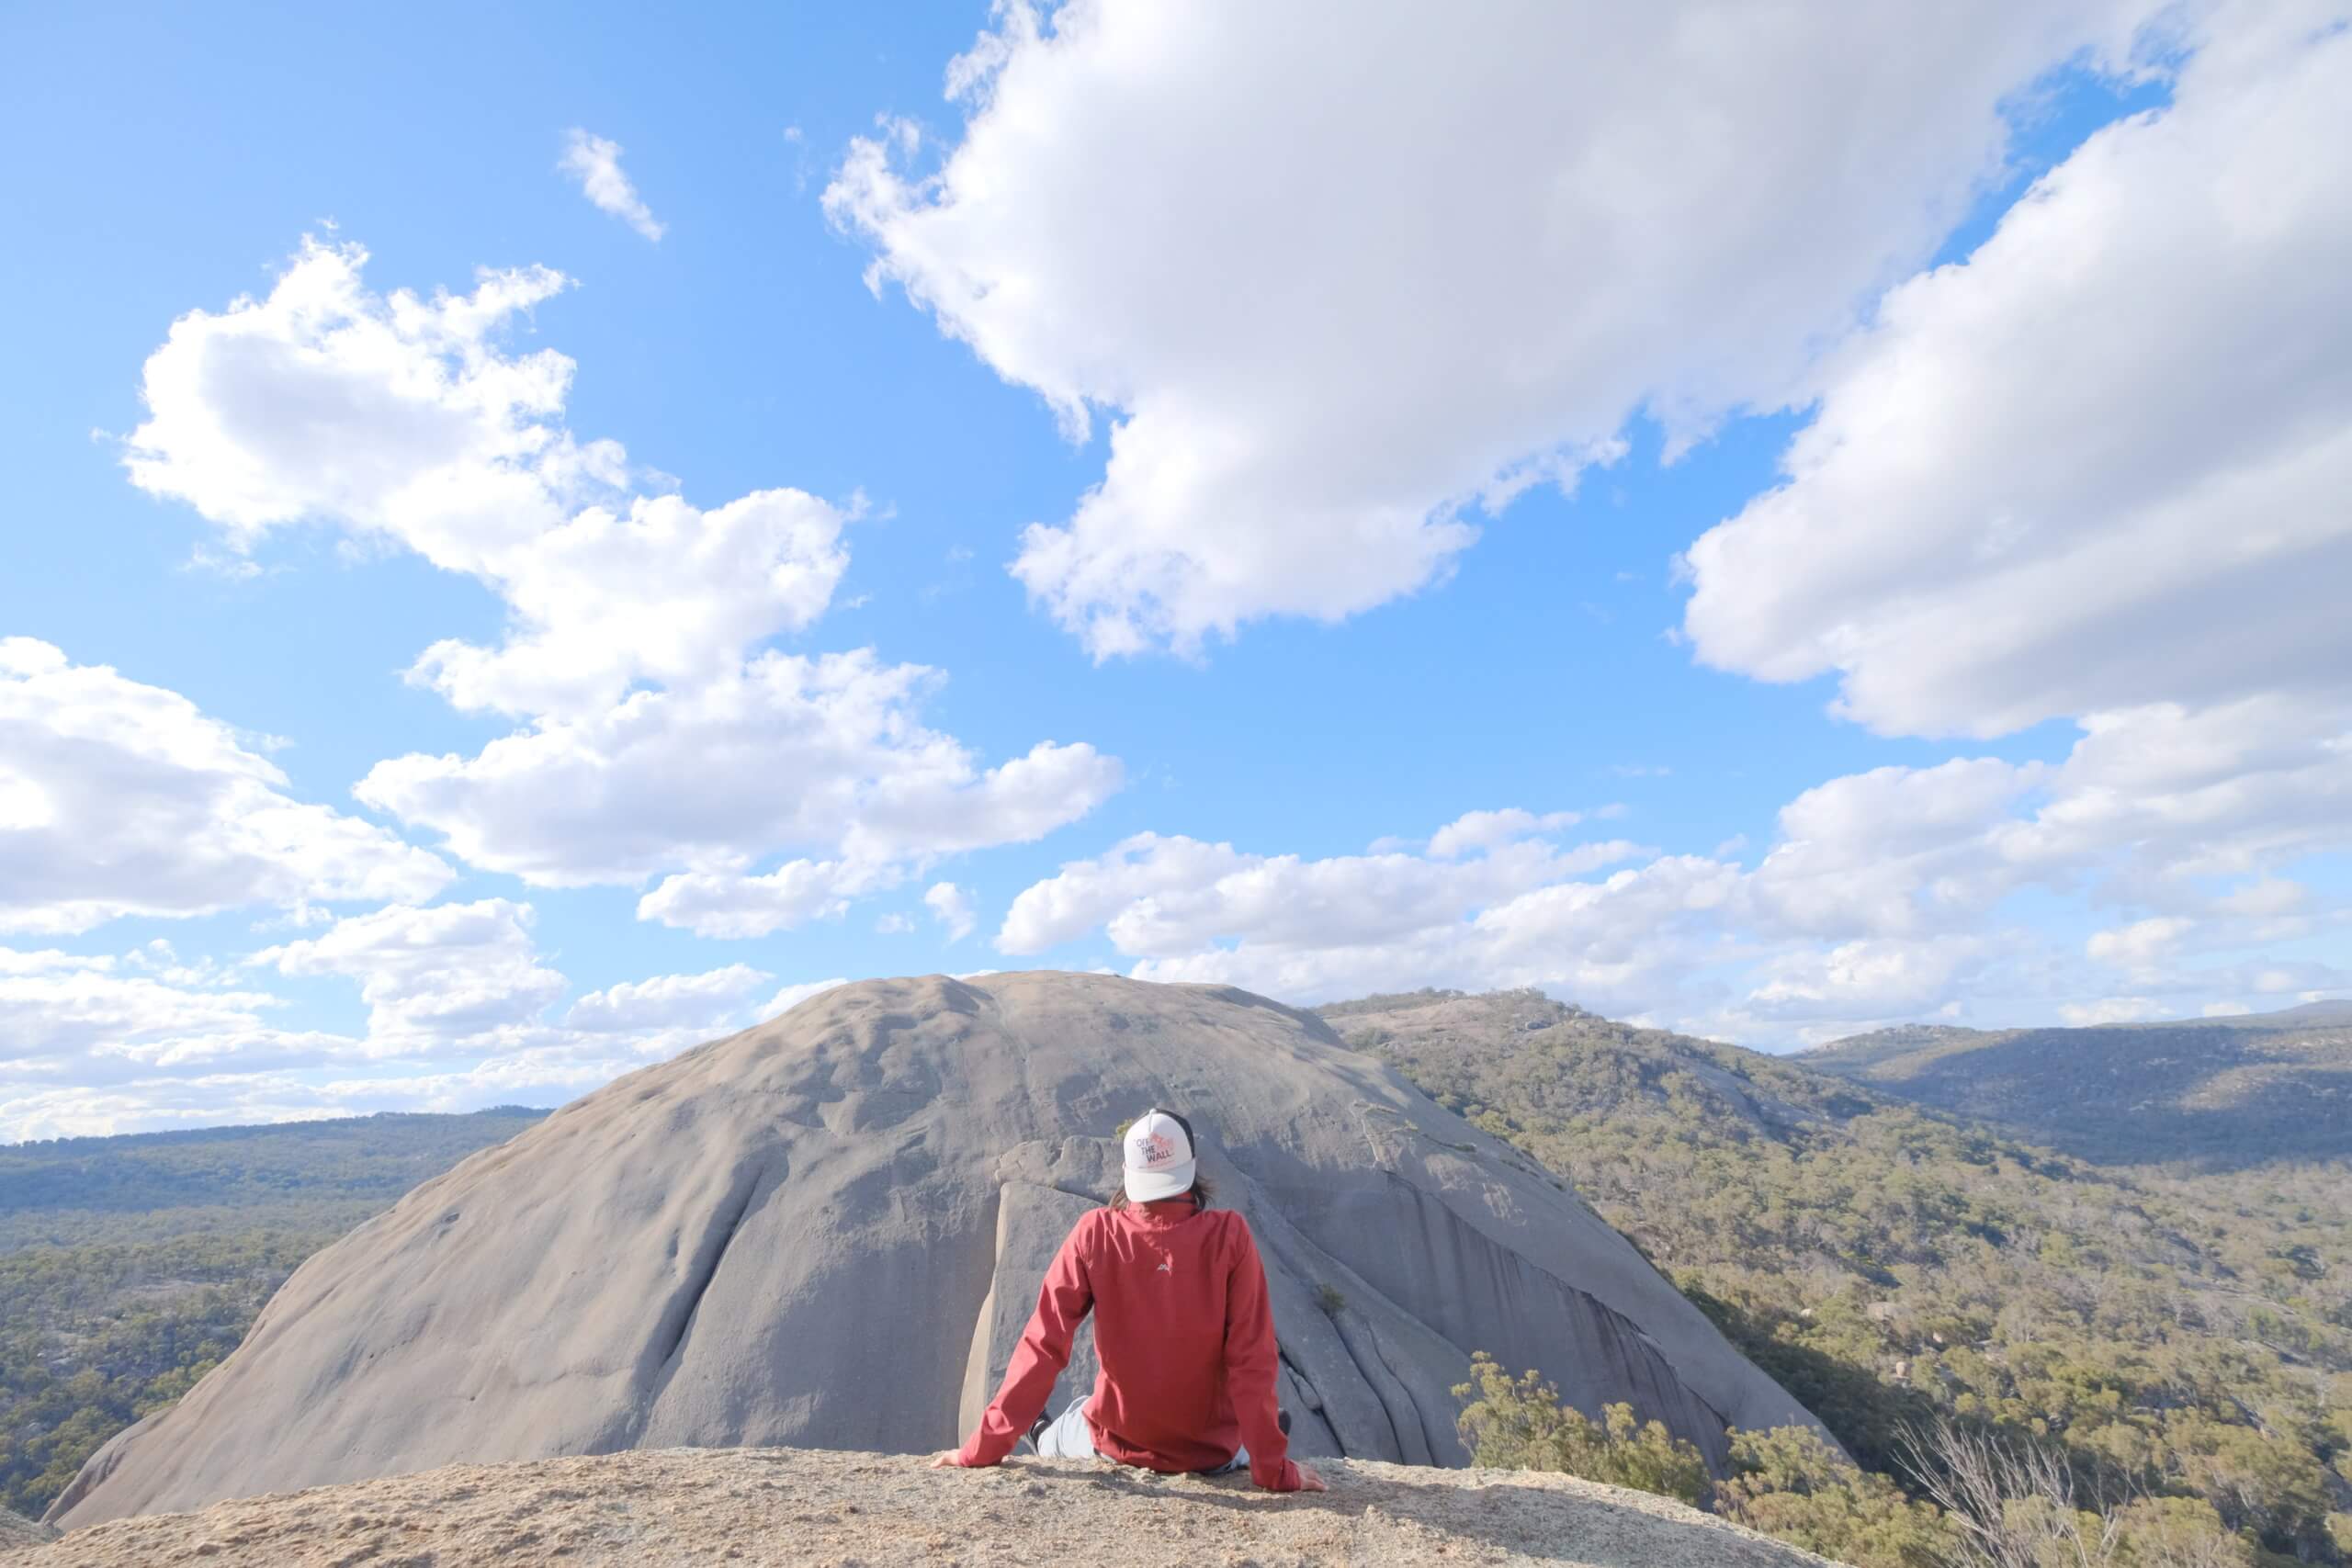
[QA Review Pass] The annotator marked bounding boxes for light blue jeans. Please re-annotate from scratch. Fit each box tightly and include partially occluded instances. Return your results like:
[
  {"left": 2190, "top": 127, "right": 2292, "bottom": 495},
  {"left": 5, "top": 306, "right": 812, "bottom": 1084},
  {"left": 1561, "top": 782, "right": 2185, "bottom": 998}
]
[{"left": 1029, "top": 1399, "right": 1250, "bottom": 1475}]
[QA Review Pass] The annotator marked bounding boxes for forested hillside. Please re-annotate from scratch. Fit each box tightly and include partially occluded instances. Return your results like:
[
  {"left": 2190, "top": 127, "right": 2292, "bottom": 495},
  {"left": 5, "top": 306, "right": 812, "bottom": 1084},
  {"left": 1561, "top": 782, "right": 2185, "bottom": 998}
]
[
  {"left": 1329, "top": 989, "right": 2352, "bottom": 1564},
  {"left": 1802, "top": 1003, "right": 2352, "bottom": 1168},
  {"left": 0, "top": 1109, "right": 544, "bottom": 1517}
]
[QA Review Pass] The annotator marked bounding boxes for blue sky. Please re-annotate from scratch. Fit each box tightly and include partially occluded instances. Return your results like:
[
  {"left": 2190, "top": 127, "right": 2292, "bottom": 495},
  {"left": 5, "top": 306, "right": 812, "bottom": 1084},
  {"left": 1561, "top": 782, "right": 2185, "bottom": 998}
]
[{"left": 3, "top": 0, "right": 2346, "bottom": 1137}]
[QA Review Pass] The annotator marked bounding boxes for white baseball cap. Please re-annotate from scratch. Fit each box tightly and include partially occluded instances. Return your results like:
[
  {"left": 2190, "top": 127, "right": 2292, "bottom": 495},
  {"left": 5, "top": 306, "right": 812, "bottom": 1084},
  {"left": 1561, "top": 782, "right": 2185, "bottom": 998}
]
[{"left": 1123, "top": 1109, "right": 1197, "bottom": 1202}]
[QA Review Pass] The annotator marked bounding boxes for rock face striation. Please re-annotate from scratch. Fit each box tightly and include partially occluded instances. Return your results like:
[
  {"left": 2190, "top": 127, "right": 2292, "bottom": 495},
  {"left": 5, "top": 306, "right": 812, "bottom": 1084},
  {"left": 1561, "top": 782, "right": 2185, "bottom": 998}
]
[{"left": 51, "top": 973, "right": 1829, "bottom": 1528}]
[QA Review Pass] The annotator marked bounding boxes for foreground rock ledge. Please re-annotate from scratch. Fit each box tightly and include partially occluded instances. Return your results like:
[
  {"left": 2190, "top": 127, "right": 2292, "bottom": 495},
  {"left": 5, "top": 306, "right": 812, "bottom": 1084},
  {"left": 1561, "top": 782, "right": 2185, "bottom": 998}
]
[{"left": 3, "top": 1446, "right": 1843, "bottom": 1567}]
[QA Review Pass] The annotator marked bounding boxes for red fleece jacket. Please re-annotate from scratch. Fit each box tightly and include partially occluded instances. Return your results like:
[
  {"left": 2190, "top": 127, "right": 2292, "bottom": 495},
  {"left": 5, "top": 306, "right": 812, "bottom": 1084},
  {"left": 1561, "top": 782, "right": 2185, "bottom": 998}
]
[{"left": 957, "top": 1200, "right": 1302, "bottom": 1491}]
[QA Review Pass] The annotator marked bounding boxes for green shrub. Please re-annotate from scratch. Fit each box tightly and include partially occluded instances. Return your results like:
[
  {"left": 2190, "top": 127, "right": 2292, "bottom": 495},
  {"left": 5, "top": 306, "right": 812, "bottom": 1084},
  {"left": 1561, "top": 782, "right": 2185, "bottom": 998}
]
[
  {"left": 1721, "top": 1425, "right": 1953, "bottom": 1568},
  {"left": 1454, "top": 1351, "right": 1711, "bottom": 1507}
]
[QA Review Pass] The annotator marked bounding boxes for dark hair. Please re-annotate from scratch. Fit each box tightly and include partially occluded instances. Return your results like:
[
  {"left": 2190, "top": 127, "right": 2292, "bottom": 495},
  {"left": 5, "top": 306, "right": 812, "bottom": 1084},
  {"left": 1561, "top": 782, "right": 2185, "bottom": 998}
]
[
  {"left": 1109, "top": 1175, "right": 1215, "bottom": 1212},
  {"left": 1108, "top": 1107, "right": 1215, "bottom": 1211}
]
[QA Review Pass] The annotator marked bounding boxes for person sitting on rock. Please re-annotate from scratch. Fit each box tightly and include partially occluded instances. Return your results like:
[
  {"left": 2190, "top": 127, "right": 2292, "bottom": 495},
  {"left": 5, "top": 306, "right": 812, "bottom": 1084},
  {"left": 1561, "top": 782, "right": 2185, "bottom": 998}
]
[{"left": 931, "top": 1108, "right": 1326, "bottom": 1493}]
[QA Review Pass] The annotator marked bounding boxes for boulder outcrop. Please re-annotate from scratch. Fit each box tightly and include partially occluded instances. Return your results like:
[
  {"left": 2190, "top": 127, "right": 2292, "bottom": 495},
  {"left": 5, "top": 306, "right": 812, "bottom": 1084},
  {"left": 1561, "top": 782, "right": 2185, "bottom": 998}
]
[{"left": 50, "top": 972, "right": 1829, "bottom": 1528}]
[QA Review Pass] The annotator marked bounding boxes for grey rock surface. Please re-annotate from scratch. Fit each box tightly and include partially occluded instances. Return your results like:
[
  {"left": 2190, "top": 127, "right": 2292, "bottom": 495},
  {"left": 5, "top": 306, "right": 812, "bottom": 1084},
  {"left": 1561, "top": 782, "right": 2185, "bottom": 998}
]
[
  {"left": 51, "top": 972, "right": 1830, "bottom": 1528},
  {"left": 957, "top": 1179, "right": 1102, "bottom": 1434},
  {"left": 15, "top": 1447, "right": 1846, "bottom": 1567}
]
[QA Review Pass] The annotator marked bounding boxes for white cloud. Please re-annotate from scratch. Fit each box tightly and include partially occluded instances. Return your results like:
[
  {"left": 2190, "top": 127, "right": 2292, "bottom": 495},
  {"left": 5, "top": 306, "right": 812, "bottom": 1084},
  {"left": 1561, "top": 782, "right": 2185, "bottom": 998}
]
[
  {"left": 1008, "top": 686, "right": 2352, "bottom": 1040},
  {"left": 2086, "top": 916, "right": 2196, "bottom": 973},
  {"left": 408, "top": 487, "right": 851, "bottom": 718},
  {"left": 0, "top": 946, "right": 351, "bottom": 1081},
  {"left": 0, "top": 924, "right": 784, "bottom": 1140},
  {"left": 124, "top": 240, "right": 575, "bottom": 547},
  {"left": 2060, "top": 997, "right": 2169, "bottom": 1027},
  {"left": 0, "top": 948, "right": 110, "bottom": 976},
  {"left": 0, "top": 1053, "right": 628, "bottom": 1143},
  {"left": 1746, "top": 937, "right": 1996, "bottom": 1022},
  {"left": 0, "top": 637, "right": 451, "bottom": 934},
  {"left": 564, "top": 964, "right": 771, "bottom": 1032},
  {"left": 1111, "top": 838, "right": 1648, "bottom": 959},
  {"left": 123, "top": 240, "right": 850, "bottom": 718},
  {"left": 636, "top": 858, "right": 872, "bottom": 941},
  {"left": 2214, "top": 878, "right": 2309, "bottom": 919},
  {"left": 841, "top": 734, "right": 1124, "bottom": 863},
  {"left": 875, "top": 911, "right": 916, "bottom": 934},
  {"left": 0, "top": 916, "right": 708, "bottom": 1137},
  {"left": 997, "top": 831, "right": 1248, "bottom": 953},
  {"left": 559, "top": 129, "right": 666, "bottom": 242},
  {"left": 1681, "top": 8, "right": 2352, "bottom": 740},
  {"left": 126, "top": 240, "right": 1122, "bottom": 911},
  {"left": 2030, "top": 697, "right": 2352, "bottom": 887},
  {"left": 257, "top": 900, "right": 568, "bottom": 1056},
  {"left": 924, "top": 881, "right": 976, "bottom": 941},
  {"left": 829, "top": 0, "right": 2164, "bottom": 656},
  {"left": 0, "top": 1079, "right": 356, "bottom": 1143},
  {"left": 1118, "top": 851, "right": 1746, "bottom": 1019},
  {"left": 1427, "top": 808, "right": 1591, "bottom": 860},
  {"left": 1000, "top": 822, "right": 1650, "bottom": 969},
  {"left": 358, "top": 653, "right": 1121, "bottom": 889},
  {"left": 1746, "top": 759, "right": 2044, "bottom": 940},
  {"left": 1746, "top": 697, "right": 2352, "bottom": 947}
]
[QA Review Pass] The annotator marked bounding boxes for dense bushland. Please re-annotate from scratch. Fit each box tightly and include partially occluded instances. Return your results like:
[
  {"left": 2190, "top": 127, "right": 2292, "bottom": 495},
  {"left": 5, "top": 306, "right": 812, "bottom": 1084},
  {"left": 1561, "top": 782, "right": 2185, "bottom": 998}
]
[
  {"left": 1332, "top": 989, "right": 2350, "bottom": 1565},
  {"left": 0, "top": 1110, "right": 542, "bottom": 1517}
]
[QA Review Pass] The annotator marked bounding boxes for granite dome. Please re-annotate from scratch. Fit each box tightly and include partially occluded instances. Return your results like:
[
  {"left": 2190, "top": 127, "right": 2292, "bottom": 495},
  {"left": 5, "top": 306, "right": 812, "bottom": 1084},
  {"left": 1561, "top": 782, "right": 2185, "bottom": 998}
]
[{"left": 51, "top": 971, "right": 1828, "bottom": 1527}]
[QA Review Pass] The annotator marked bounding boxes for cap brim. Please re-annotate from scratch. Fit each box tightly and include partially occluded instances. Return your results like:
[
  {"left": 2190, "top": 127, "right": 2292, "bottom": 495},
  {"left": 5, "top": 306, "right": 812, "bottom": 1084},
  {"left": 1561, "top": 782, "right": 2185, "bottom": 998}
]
[{"left": 1124, "top": 1158, "right": 1195, "bottom": 1202}]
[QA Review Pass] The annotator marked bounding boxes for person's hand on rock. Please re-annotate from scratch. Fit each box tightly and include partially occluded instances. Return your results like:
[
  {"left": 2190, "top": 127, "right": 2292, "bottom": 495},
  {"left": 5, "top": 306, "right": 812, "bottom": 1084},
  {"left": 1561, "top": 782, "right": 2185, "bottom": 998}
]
[
  {"left": 1292, "top": 1463, "right": 1328, "bottom": 1493},
  {"left": 928, "top": 1451, "right": 968, "bottom": 1469}
]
